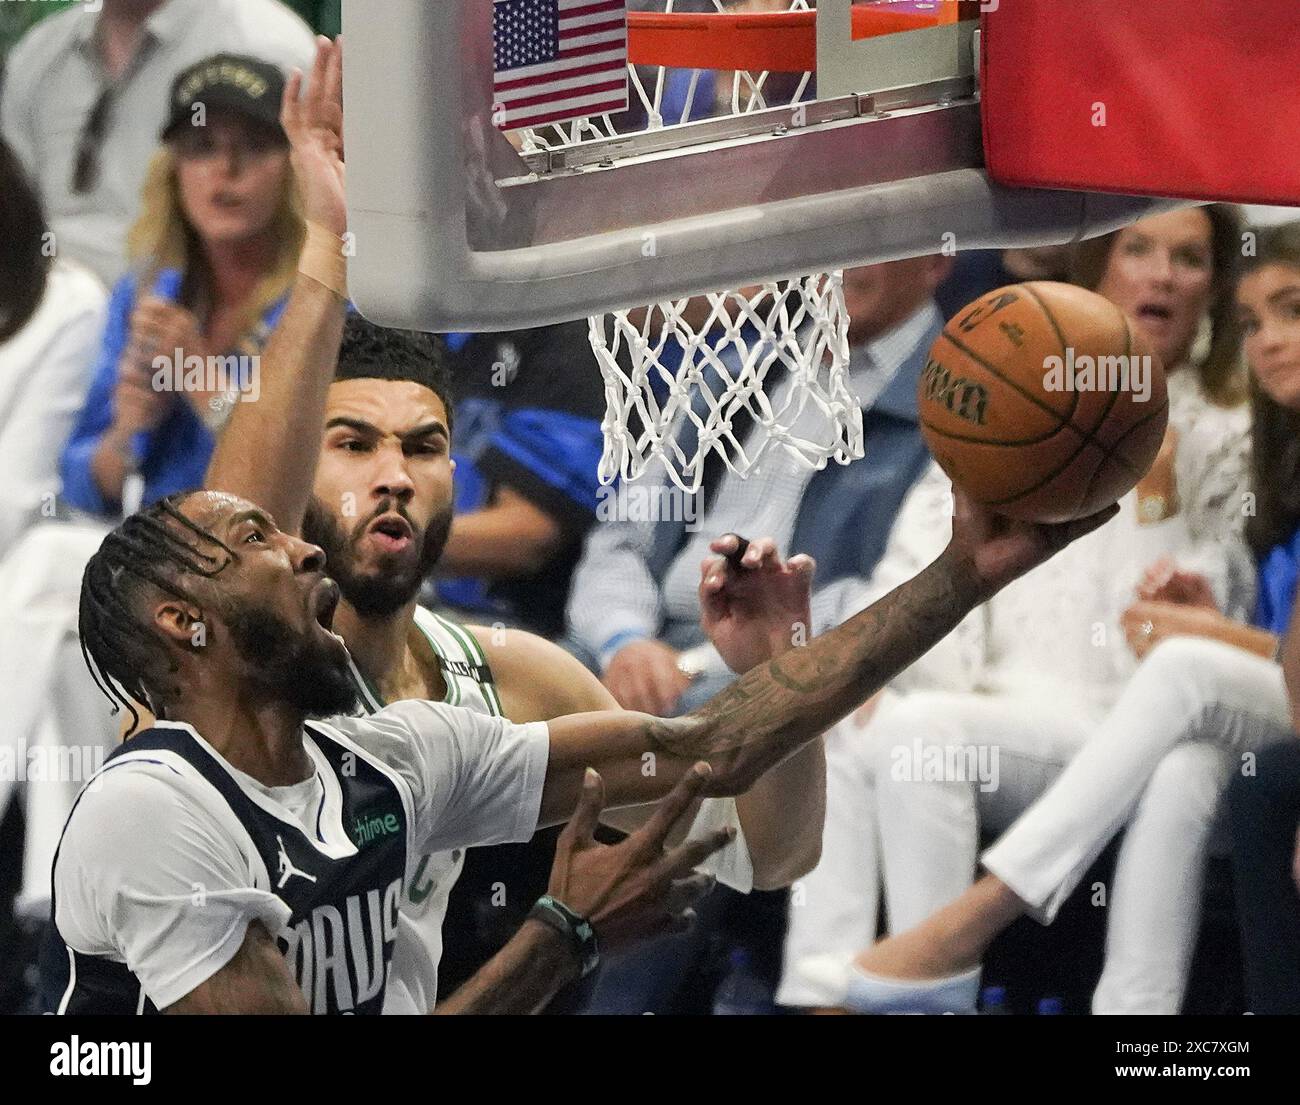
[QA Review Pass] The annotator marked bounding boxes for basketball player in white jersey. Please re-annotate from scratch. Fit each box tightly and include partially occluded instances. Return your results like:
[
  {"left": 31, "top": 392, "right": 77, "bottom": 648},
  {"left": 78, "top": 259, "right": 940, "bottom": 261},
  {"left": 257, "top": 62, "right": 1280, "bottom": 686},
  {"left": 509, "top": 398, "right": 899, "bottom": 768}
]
[
  {"left": 205, "top": 39, "right": 827, "bottom": 1012},
  {"left": 52, "top": 464, "right": 1110, "bottom": 1013}
]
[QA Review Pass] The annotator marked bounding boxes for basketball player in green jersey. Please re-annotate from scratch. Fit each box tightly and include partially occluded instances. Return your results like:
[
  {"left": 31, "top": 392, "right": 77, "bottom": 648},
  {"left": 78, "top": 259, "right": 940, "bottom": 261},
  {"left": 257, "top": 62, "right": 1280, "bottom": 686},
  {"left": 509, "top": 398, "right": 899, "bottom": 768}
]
[{"left": 205, "top": 39, "right": 826, "bottom": 1013}]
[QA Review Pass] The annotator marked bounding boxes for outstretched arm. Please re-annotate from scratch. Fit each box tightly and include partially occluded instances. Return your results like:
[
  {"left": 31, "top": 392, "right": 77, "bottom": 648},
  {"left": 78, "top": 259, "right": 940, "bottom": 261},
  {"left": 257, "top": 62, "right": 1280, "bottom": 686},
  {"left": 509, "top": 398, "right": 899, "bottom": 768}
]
[
  {"left": 697, "top": 534, "right": 824, "bottom": 889},
  {"left": 538, "top": 495, "right": 1119, "bottom": 823},
  {"left": 205, "top": 38, "right": 348, "bottom": 537}
]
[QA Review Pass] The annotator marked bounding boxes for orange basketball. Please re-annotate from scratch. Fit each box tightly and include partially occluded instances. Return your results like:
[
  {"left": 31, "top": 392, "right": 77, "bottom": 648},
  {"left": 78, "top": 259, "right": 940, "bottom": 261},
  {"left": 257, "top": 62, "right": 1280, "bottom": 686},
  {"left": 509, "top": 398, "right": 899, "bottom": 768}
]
[{"left": 917, "top": 282, "right": 1169, "bottom": 523}]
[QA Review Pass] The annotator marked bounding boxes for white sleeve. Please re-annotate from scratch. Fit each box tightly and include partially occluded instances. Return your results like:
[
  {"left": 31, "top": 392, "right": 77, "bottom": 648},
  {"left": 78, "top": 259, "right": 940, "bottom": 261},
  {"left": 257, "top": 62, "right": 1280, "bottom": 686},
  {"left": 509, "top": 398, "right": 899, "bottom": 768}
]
[
  {"left": 53, "top": 765, "right": 290, "bottom": 1010},
  {"left": 362, "top": 700, "right": 550, "bottom": 855}
]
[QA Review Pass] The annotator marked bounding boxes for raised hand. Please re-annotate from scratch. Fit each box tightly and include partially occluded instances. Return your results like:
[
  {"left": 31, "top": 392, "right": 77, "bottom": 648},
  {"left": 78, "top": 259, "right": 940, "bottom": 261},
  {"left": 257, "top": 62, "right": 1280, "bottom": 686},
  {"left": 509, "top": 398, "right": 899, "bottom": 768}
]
[
  {"left": 945, "top": 487, "right": 1118, "bottom": 601},
  {"left": 546, "top": 764, "right": 730, "bottom": 954},
  {"left": 283, "top": 36, "right": 346, "bottom": 234},
  {"left": 699, "top": 534, "right": 815, "bottom": 674}
]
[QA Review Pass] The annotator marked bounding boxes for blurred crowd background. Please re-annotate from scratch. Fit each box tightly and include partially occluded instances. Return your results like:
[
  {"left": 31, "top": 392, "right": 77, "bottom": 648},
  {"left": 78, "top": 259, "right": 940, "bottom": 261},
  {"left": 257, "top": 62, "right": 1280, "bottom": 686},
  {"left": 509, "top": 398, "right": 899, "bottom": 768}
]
[{"left": 3, "top": 0, "right": 1300, "bottom": 1016}]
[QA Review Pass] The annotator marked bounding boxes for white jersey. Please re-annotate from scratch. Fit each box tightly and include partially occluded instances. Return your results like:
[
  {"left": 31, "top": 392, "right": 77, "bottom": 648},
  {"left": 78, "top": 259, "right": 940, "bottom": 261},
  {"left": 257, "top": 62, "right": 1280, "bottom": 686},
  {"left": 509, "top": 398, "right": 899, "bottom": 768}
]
[
  {"left": 46, "top": 703, "right": 548, "bottom": 1014},
  {"left": 348, "top": 608, "right": 753, "bottom": 1014},
  {"left": 344, "top": 607, "right": 502, "bottom": 1014}
]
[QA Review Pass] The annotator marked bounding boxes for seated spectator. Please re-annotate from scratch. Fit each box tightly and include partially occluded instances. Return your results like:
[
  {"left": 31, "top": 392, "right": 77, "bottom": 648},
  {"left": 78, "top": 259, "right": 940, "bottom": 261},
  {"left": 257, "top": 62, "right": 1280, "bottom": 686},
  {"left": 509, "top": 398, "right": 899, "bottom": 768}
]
[
  {"left": 0, "top": 137, "right": 106, "bottom": 559},
  {"left": 427, "top": 324, "right": 606, "bottom": 640},
  {"left": 0, "top": 0, "right": 313, "bottom": 285},
  {"left": 564, "top": 255, "right": 952, "bottom": 1012},
  {"left": 781, "top": 205, "right": 1253, "bottom": 1014},
  {"left": 59, "top": 54, "right": 303, "bottom": 520},
  {"left": 827, "top": 222, "right": 1300, "bottom": 1016}
]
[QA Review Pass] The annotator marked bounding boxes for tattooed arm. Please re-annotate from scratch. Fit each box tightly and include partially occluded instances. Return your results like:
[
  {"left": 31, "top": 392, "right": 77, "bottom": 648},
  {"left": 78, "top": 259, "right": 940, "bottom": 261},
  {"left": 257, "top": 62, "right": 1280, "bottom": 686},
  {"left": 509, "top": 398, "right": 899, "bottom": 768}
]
[{"left": 538, "top": 493, "right": 1118, "bottom": 824}]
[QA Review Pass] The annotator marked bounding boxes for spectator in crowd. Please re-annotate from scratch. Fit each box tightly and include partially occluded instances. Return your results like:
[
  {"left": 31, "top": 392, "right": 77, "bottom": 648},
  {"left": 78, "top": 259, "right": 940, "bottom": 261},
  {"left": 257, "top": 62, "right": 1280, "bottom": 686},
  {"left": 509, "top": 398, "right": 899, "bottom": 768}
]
[
  {"left": 428, "top": 325, "right": 607, "bottom": 641},
  {"left": 0, "top": 137, "right": 106, "bottom": 559},
  {"left": 565, "top": 255, "right": 952, "bottom": 1011},
  {"left": 821, "top": 223, "right": 1300, "bottom": 1017},
  {"left": 60, "top": 54, "right": 303, "bottom": 520},
  {"left": 780, "top": 206, "right": 1254, "bottom": 1013},
  {"left": 0, "top": 0, "right": 312, "bottom": 285},
  {"left": 1225, "top": 224, "right": 1300, "bottom": 1015}
]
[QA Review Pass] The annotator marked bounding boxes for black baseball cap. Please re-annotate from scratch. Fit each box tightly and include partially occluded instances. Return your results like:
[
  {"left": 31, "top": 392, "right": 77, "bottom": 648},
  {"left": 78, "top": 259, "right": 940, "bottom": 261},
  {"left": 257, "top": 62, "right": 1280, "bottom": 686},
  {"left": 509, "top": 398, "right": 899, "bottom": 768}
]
[{"left": 161, "top": 54, "right": 287, "bottom": 143}]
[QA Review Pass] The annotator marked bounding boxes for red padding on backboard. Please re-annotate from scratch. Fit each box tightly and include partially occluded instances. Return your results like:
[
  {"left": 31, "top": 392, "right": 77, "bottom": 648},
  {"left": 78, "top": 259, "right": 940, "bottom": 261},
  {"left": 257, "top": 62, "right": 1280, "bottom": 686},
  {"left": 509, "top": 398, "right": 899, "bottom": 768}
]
[{"left": 981, "top": 1, "right": 1300, "bottom": 206}]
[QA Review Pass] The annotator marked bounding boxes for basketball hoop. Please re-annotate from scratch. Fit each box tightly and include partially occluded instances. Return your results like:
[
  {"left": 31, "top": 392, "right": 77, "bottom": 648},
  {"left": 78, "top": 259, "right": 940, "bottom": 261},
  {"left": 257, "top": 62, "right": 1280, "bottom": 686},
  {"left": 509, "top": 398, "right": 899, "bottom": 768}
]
[{"left": 514, "top": 2, "right": 954, "bottom": 488}]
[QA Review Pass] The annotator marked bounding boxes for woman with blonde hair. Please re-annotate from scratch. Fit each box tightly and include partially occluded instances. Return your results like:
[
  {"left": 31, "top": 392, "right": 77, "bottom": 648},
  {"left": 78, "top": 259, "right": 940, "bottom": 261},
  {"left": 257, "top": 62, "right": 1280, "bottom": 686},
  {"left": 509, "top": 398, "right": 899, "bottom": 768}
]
[{"left": 60, "top": 53, "right": 303, "bottom": 517}]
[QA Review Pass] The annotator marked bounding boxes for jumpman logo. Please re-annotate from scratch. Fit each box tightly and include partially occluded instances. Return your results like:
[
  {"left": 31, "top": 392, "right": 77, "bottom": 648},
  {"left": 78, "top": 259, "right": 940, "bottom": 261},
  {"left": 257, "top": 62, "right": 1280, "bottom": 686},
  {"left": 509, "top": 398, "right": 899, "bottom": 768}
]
[{"left": 276, "top": 836, "right": 318, "bottom": 889}]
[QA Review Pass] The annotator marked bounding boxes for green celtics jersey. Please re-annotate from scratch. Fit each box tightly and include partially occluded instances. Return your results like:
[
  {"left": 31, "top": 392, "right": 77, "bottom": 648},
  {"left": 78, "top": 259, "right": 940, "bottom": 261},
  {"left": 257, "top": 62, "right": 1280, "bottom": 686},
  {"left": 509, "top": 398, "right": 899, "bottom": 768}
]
[{"left": 344, "top": 606, "right": 502, "bottom": 1013}]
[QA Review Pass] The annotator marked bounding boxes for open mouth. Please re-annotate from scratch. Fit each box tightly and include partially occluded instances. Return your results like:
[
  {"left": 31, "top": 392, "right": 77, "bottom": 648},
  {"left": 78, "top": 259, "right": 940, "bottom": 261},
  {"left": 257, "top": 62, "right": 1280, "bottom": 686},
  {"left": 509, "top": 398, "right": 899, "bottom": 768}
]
[
  {"left": 311, "top": 577, "right": 341, "bottom": 631},
  {"left": 366, "top": 514, "right": 414, "bottom": 555}
]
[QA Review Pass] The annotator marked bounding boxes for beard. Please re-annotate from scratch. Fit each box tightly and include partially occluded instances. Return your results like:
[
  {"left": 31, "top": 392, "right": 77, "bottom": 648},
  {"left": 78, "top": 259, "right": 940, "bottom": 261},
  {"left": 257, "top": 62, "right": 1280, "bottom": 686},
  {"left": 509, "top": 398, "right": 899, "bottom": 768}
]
[
  {"left": 302, "top": 495, "right": 451, "bottom": 618},
  {"left": 223, "top": 600, "right": 359, "bottom": 717}
]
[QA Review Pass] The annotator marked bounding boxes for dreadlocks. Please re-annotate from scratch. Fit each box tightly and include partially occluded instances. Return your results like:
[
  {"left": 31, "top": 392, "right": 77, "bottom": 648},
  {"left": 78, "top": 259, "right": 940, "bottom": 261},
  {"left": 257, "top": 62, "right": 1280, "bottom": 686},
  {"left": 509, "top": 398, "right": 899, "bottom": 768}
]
[{"left": 79, "top": 494, "right": 235, "bottom": 736}]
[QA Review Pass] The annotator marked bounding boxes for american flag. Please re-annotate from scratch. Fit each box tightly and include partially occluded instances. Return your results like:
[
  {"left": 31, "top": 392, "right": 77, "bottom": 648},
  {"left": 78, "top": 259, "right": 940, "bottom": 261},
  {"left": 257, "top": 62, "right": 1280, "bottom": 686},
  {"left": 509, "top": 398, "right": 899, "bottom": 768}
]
[{"left": 492, "top": 0, "right": 629, "bottom": 131}]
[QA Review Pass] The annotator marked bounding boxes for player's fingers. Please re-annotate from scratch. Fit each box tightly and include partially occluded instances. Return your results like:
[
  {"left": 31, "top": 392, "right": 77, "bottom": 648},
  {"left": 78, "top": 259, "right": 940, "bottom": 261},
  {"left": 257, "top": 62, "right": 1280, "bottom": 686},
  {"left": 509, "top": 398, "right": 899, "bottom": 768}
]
[
  {"left": 787, "top": 553, "right": 816, "bottom": 580},
  {"left": 657, "top": 826, "right": 735, "bottom": 878},
  {"left": 305, "top": 36, "right": 332, "bottom": 116},
  {"left": 559, "top": 768, "right": 605, "bottom": 848},
  {"left": 324, "top": 36, "right": 343, "bottom": 111},
  {"left": 631, "top": 762, "right": 713, "bottom": 852},
  {"left": 281, "top": 67, "right": 304, "bottom": 131},
  {"left": 1054, "top": 503, "right": 1120, "bottom": 546}
]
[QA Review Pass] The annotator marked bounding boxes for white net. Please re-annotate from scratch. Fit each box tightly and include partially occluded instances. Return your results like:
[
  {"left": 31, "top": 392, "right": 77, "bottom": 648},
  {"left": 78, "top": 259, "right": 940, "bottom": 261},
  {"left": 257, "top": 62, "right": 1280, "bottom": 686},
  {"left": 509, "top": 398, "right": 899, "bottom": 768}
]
[
  {"left": 591, "top": 274, "right": 863, "bottom": 492},
  {"left": 515, "top": 0, "right": 866, "bottom": 488}
]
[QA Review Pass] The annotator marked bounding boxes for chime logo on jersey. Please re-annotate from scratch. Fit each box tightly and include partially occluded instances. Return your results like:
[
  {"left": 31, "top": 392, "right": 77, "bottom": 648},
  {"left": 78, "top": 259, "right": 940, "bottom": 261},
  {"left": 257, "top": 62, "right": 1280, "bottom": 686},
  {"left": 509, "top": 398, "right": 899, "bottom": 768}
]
[
  {"left": 278, "top": 877, "right": 402, "bottom": 1014},
  {"left": 351, "top": 808, "right": 401, "bottom": 846}
]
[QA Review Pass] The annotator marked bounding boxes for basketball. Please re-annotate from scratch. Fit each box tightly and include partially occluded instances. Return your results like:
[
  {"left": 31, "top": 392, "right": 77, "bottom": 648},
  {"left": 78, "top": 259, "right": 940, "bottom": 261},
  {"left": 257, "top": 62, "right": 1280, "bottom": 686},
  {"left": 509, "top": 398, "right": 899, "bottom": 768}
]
[{"left": 917, "top": 282, "right": 1169, "bottom": 524}]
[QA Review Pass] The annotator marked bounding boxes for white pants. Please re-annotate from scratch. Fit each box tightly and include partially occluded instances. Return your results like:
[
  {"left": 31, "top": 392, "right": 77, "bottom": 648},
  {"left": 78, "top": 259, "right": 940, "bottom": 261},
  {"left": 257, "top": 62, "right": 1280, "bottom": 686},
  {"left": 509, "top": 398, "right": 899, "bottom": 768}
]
[
  {"left": 777, "top": 688, "right": 1093, "bottom": 1006},
  {"left": 983, "top": 635, "right": 1293, "bottom": 1013},
  {"left": 0, "top": 522, "right": 118, "bottom": 911}
]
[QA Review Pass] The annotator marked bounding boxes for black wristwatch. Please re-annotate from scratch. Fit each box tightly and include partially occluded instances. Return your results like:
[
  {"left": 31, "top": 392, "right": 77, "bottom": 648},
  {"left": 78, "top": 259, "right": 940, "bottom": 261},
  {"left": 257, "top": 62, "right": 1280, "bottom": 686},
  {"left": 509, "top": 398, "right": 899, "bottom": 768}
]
[{"left": 528, "top": 895, "right": 600, "bottom": 978}]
